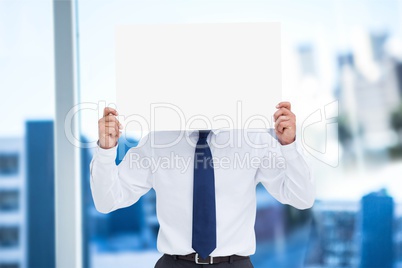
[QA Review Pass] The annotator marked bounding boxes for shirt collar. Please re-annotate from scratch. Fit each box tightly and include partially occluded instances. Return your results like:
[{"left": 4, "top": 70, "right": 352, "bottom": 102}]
[{"left": 186, "top": 128, "right": 221, "bottom": 137}]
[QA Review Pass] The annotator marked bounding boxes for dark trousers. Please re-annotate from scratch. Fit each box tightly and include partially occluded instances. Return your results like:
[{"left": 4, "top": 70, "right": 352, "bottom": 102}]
[{"left": 154, "top": 254, "right": 254, "bottom": 268}]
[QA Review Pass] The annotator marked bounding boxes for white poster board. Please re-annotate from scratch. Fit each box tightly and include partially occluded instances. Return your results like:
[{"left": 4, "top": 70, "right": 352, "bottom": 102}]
[{"left": 116, "top": 22, "right": 281, "bottom": 132}]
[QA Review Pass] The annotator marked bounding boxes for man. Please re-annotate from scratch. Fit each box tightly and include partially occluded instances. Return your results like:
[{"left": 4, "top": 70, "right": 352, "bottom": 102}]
[{"left": 90, "top": 102, "right": 314, "bottom": 267}]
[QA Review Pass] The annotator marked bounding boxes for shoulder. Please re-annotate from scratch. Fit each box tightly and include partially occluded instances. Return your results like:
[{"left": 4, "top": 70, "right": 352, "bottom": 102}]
[
  {"left": 241, "top": 128, "right": 278, "bottom": 146},
  {"left": 213, "top": 128, "right": 277, "bottom": 149},
  {"left": 145, "top": 130, "right": 191, "bottom": 148}
]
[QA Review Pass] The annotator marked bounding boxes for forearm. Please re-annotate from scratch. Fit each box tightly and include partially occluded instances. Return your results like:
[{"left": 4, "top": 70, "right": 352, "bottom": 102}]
[
  {"left": 281, "top": 156, "right": 314, "bottom": 209},
  {"left": 90, "top": 143, "right": 153, "bottom": 213},
  {"left": 257, "top": 137, "right": 315, "bottom": 210},
  {"left": 90, "top": 146, "right": 137, "bottom": 214},
  {"left": 90, "top": 145, "right": 123, "bottom": 213}
]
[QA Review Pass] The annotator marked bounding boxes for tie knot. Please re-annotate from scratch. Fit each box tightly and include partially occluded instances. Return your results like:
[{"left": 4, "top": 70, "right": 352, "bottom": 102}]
[{"left": 198, "top": 130, "right": 210, "bottom": 143}]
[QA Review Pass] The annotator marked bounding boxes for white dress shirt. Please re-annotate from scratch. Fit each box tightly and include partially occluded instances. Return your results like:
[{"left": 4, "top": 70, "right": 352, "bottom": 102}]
[{"left": 90, "top": 129, "right": 314, "bottom": 257}]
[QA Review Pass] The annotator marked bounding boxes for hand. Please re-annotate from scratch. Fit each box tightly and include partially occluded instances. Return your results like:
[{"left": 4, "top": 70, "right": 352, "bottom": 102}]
[
  {"left": 98, "top": 107, "right": 122, "bottom": 149},
  {"left": 273, "top": 101, "right": 296, "bottom": 145}
]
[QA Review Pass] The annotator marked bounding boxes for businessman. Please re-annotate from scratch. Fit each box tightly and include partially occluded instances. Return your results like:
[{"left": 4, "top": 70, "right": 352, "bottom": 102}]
[{"left": 90, "top": 102, "right": 314, "bottom": 267}]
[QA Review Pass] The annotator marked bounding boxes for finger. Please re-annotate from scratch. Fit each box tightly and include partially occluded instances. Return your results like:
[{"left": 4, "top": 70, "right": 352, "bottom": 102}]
[
  {"left": 105, "top": 121, "right": 118, "bottom": 128},
  {"left": 99, "top": 120, "right": 122, "bottom": 134},
  {"left": 276, "top": 121, "right": 293, "bottom": 134},
  {"left": 104, "top": 114, "right": 118, "bottom": 122},
  {"left": 273, "top": 108, "right": 292, "bottom": 121},
  {"left": 104, "top": 121, "right": 121, "bottom": 134},
  {"left": 274, "top": 115, "right": 290, "bottom": 128},
  {"left": 104, "top": 115, "right": 121, "bottom": 126},
  {"left": 103, "top": 107, "right": 118, "bottom": 117},
  {"left": 104, "top": 127, "right": 118, "bottom": 137},
  {"left": 275, "top": 122, "right": 284, "bottom": 133},
  {"left": 276, "top": 101, "right": 291, "bottom": 111}
]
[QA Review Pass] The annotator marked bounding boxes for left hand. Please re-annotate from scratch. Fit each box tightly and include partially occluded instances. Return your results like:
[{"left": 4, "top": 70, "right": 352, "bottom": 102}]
[{"left": 273, "top": 101, "right": 296, "bottom": 145}]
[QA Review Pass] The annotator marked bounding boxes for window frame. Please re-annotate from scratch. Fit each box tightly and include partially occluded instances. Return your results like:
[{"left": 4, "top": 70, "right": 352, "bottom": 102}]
[{"left": 53, "top": 0, "right": 82, "bottom": 267}]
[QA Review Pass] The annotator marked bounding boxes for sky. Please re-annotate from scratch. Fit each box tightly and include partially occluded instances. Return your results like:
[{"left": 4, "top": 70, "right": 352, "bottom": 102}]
[{"left": 0, "top": 0, "right": 54, "bottom": 137}]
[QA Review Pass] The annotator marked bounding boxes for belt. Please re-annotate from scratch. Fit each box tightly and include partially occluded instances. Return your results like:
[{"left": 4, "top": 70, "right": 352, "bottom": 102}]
[{"left": 167, "top": 253, "right": 249, "bottom": 265}]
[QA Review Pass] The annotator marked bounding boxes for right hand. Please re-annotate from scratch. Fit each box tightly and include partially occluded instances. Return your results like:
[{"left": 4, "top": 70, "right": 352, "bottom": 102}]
[{"left": 98, "top": 107, "right": 122, "bottom": 149}]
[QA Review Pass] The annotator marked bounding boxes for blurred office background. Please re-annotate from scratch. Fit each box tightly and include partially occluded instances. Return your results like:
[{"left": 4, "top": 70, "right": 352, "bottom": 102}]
[{"left": 2, "top": 0, "right": 402, "bottom": 267}]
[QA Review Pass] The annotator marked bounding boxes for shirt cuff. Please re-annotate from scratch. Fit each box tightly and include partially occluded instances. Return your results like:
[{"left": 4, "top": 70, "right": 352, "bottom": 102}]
[
  {"left": 95, "top": 141, "right": 117, "bottom": 164},
  {"left": 279, "top": 138, "right": 301, "bottom": 161}
]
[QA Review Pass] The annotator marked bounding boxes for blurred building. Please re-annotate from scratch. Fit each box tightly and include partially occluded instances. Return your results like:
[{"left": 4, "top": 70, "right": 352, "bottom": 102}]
[
  {"left": 396, "top": 62, "right": 402, "bottom": 97},
  {"left": 0, "top": 138, "right": 25, "bottom": 268},
  {"left": 394, "top": 215, "right": 402, "bottom": 266},
  {"left": 0, "top": 121, "right": 161, "bottom": 268},
  {"left": 305, "top": 200, "right": 359, "bottom": 267},
  {"left": 298, "top": 44, "right": 316, "bottom": 76},
  {"left": 360, "top": 190, "right": 394, "bottom": 268},
  {"left": 338, "top": 31, "right": 401, "bottom": 165},
  {"left": 370, "top": 32, "right": 388, "bottom": 62},
  {"left": 297, "top": 43, "right": 322, "bottom": 97},
  {"left": 255, "top": 185, "right": 285, "bottom": 243},
  {"left": 0, "top": 121, "right": 56, "bottom": 268},
  {"left": 26, "top": 121, "right": 55, "bottom": 268}
]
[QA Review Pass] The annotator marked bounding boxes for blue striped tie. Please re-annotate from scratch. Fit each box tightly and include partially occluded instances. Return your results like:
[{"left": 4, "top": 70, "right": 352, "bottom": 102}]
[{"left": 192, "top": 130, "right": 217, "bottom": 259}]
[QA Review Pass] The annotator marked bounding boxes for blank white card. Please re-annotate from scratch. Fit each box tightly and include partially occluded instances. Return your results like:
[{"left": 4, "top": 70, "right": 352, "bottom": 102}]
[{"left": 116, "top": 22, "right": 281, "bottom": 132}]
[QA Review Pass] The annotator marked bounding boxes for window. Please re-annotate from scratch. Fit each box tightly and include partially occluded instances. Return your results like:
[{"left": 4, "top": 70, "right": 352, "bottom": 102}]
[
  {"left": 0, "top": 190, "right": 19, "bottom": 211},
  {"left": 0, "top": 154, "right": 19, "bottom": 176},
  {"left": 1, "top": 0, "right": 54, "bottom": 267},
  {"left": 0, "top": 263, "right": 19, "bottom": 268},
  {"left": 76, "top": 1, "right": 402, "bottom": 267},
  {"left": 0, "top": 226, "right": 19, "bottom": 248}
]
